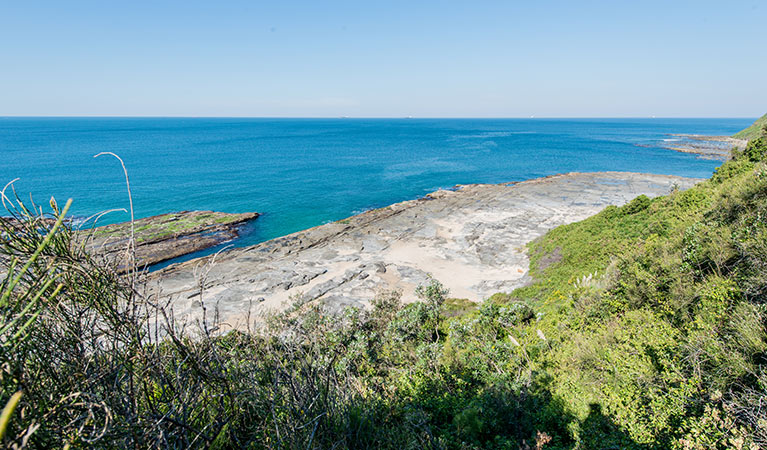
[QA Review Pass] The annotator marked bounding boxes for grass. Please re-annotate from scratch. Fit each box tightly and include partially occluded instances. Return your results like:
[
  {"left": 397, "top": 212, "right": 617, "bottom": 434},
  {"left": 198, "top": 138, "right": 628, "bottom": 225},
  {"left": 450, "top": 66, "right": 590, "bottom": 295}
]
[
  {"left": 441, "top": 297, "right": 478, "bottom": 317},
  {"left": 515, "top": 185, "right": 713, "bottom": 310},
  {"left": 91, "top": 210, "right": 254, "bottom": 244},
  {"left": 733, "top": 113, "right": 767, "bottom": 140}
]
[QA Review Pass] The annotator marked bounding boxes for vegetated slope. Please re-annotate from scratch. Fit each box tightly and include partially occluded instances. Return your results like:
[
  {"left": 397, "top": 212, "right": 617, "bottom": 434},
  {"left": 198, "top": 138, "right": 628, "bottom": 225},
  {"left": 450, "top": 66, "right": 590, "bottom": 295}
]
[
  {"left": 508, "top": 127, "right": 767, "bottom": 448},
  {"left": 1, "top": 132, "right": 766, "bottom": 449},
  {"left": 733, "top": 113, "right": 767, "bottom": 140}
]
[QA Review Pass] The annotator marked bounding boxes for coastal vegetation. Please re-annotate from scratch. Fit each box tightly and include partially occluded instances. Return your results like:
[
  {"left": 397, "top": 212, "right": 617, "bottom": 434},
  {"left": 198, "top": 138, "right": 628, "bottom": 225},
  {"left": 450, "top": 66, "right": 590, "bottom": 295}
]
[
  {"left": 1, "top": 119, "right": 766, "bottom": 448},
  {"left": 733, "top": 113, "right": 767, "bottom": 141}
]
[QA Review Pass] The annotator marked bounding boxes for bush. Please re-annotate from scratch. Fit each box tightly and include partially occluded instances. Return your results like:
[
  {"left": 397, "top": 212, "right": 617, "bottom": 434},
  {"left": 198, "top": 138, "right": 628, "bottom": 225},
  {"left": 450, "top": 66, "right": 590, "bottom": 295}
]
[
  {"left": 743, "top": 136, "right": 767, "bottom": 162},
  {"left": 622, "top": 195, "right": 652, "bottom": 215},
  {"left": 2, "top": 137, "right": 767, "bottom": 448}
]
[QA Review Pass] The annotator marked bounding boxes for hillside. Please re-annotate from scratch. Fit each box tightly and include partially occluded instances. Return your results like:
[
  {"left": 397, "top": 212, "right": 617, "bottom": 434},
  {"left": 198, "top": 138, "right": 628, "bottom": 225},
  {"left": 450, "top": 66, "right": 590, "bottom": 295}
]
[
  {"left": 505, "top": 121, "right": 767, "bottom": 448},
  {"left": 1, "top": 131, "right": 766, "bottom": 448},
  {"left": 733, "top": 113, "right": 767, "bottom": 140}
]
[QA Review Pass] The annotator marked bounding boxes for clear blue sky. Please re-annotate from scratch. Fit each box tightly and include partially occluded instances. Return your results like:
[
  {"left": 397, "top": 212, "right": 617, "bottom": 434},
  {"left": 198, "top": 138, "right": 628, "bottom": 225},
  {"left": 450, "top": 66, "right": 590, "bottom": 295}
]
[{"left": 1, "top": 0, "right": 765, "bottom": 117}]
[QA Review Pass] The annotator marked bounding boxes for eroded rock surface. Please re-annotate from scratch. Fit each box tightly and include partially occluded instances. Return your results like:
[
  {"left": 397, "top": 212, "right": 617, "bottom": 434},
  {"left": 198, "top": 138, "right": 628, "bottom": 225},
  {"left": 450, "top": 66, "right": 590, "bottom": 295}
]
[
  {"left": 663, "top": 134, "right": 747, "bottom": 160},
  {"left": 153, "top": 172, "right": 701, "bottom": 329},
  {"left": 84, "top": 210, "right": 259, "bottom": 269}
]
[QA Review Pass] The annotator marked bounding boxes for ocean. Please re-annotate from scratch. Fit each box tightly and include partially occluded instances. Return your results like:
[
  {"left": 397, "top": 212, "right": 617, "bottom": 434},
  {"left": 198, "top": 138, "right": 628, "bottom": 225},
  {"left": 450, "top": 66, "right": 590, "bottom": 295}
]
[{"left": 0, "top": 117, "right": 751, "bottom": 265}]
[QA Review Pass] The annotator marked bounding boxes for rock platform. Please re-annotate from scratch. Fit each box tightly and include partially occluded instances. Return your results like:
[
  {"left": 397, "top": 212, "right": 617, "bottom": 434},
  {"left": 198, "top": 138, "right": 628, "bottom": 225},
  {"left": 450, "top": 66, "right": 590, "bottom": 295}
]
[
  {"left": 85, "top": 210, "right": 259, "bottom": 269},
  {"left": 152, "top": 172, "right": 702, "bottom": 329}
]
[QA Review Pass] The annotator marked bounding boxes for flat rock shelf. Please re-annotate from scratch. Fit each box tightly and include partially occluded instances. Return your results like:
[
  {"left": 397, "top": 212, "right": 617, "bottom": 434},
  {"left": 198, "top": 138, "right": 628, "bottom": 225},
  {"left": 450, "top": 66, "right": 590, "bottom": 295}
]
[
  {"left": 663, "top": 134, "right": 747, "bottom": 160},
  {"left": 153, "top": 172, "right": 702, "bottom": 330},
  {"left": 85, "top": 210, "right": 259, "bottom": 269}
]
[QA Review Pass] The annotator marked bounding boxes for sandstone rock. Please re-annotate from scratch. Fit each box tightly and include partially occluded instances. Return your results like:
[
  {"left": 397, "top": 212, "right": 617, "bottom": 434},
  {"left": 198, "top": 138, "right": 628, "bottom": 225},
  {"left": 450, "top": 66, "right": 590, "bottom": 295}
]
[
  {"left": 82, "top": 210, "right": 259, "bottom": 269},
  {"left": 152, "top": 172, "right": 703, "bottom": 330}
]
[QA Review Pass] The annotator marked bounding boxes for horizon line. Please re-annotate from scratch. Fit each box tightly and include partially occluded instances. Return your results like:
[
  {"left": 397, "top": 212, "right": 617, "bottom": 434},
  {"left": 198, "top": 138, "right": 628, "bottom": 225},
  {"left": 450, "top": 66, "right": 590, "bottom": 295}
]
[{"left": 0, "top": 115, "right": 757, "bottom": 120}]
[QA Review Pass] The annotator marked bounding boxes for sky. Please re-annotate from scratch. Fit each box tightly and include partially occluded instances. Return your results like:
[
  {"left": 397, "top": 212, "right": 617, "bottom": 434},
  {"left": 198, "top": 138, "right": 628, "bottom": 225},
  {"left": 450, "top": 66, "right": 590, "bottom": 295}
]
[{"left": 0, "top": 0, "right": 765, "bottom": 118}]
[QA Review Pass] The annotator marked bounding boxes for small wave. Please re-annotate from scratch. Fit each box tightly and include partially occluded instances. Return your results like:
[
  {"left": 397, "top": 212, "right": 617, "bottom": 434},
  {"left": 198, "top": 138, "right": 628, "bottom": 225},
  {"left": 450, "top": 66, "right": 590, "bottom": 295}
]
[
  {"left": 424, "top": 185, "right": 460, "bottom": 193},
  {"left": 448, "top": 131, "right": 535, "bottom": 140}
]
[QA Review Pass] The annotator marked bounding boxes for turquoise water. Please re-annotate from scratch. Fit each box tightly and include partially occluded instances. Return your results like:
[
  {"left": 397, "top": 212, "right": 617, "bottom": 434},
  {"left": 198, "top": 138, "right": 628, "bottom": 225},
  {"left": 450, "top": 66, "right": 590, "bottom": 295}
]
[{"left": 0, "top": 117, "right": 751, "bottom": 264}]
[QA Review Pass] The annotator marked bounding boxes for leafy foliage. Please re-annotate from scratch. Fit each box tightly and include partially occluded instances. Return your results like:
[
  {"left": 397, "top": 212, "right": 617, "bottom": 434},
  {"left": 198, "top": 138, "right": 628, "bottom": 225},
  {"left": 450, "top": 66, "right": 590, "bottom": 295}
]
[
  {"left": 1, "top": 136, "right": 766, "bottom": 448},
  {"left": 510, "top": 136, "right": 767, "bottom": 448}
]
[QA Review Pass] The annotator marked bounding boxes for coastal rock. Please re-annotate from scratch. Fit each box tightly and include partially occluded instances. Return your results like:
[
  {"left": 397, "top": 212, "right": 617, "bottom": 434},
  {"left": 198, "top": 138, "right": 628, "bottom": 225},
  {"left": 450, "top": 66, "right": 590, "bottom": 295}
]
[
  {"left": 152, "top": 172, "right": 702, "bottom": 330},
  {"left": 662, "top": 134, "right": 747, "bottom": 160},
  {"left": 82, "top": 210, "right": 259, "bottom": 270}
]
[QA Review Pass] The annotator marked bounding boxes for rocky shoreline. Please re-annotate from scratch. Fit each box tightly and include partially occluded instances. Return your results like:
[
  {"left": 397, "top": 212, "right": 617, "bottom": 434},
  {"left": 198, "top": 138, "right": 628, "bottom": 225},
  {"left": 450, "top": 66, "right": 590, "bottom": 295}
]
[
  {"left": 662, "top": 134, "right": 746, "bottom": 160},
  {"left": 84, "top": 210, "right": 259, "bottom": 269},
  {"left": 150, "top": 171, "right": 702, "bottom": 330}
]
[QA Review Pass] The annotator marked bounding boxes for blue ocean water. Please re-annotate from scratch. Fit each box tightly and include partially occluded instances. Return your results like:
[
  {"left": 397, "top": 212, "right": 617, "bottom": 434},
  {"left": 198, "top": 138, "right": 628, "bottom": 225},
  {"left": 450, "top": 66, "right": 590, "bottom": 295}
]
[{"left": 0, "top": 117, "right": 751, "bottom": 264}]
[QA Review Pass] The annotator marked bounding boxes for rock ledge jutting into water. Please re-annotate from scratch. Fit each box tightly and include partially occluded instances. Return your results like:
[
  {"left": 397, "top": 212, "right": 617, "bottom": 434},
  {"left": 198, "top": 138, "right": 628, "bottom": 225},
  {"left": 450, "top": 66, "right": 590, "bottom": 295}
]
[
  {"left": 85, "top": 210, "right": 259, "bottom": 269},
  {"left": 662, "top": 134, "right": 746, "bottom": 160}
]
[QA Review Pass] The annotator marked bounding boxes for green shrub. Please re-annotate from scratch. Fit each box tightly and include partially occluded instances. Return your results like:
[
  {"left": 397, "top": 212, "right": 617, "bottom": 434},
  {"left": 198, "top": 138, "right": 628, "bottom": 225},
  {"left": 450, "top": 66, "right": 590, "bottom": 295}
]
[
  {"left": 712, "top": 158, "right": 754, "bottom": 184},
  {"left": 743, "top": 136, "right": 767, "bottom": 162},
  {"left": 622, "top": 194, "right": 652, "bottom": 215}
]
